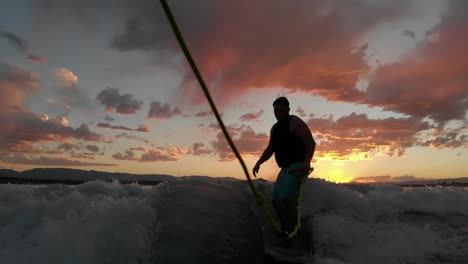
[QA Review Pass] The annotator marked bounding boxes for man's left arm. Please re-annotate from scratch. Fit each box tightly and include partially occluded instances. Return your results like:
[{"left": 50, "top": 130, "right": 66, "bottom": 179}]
[{"left": 291, "top": 117, "right": 316, "bottom": 168}]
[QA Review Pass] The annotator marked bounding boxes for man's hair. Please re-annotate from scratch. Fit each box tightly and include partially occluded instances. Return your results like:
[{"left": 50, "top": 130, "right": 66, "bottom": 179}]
[{"left": 273, "top": 97, "right": 289, "bottom": 106}]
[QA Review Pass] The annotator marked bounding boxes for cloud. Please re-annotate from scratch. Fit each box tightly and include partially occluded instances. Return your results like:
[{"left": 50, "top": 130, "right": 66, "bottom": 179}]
[
  {"left": 56, "top": 68, "right": 78, "bottom": 88},
  {"left": 59, "top": 142, "right": 79, "bottom": 151},
  {"left": 190, "top": 143, "right": 212, "bottom": 156},
  {"left": 114, "top": 133, "right": 149, "bottom": 143},
  {"left": 140, "top": 149, "right": 178, "bottom": 162},
  {"left": 307, "top": 112, "right": 430, "bottom": 159},
  {"left": 71, "top": 153, "right": 96, "bottom": 160},
  {"left": 296, "top": 107, "right": 307, "bottom": 117},
  {"left": 27, "top": 55, "right": 48, "bottom": 64},
  {"left": 108, "top": 1, "right": 466, "bottom": 125},
  {"left": 211, "top": 126, "right": 269, "bottom": 161},
  {"left": 420, "top": 126, "right": 467, "bottom": 149},
  {"left": 49, "top": 68, "right": 96, "bottom": 112},
  {"left": 0, "top": 31, "right": 47, "bottom": 64},
  {"left": 30, "top": 1, "right": 414, "bottom": 108},
  {"left": 96, "top": 87, "right": 143, "bottom": 114},
  {"left": 351, "top": 175, "right": 427, "bottom": 183},
  {"left": 136, "top": 125, "right": 150, "bottom": 132},
  {"left": 195, "top": 111, "right": 214, "bottom": 117},
  {"left": 364, "top": 5, "right": 468, "bottom": 124},
  {"left": 402, "top": 29, "right": 416, "bottom": 39},
  {"left": 112, "top": 146, "right": 179, "bottom": 162},
  {"left": 0, "top": 111, "right": 104, "bottom": 153},
  {"left": 86, "top": 145, "right": 100, "bottom": 153},
  {"left": 97, "top": 122, "right": 150, "bottom": 132},
  {"left": 0, "top": 31, "right": 28, "bottom": 51},
  {"left": 108, "top": 1, "right": 415, "bottom": 105},
  {"left": 0, "top": 62, "right": 107, "bottom": 156},
  {"left": 182, "top": 111, "right": 220, "bottom": 118},
  {"left": 112, "top": 150, "right": 136, "bottom": 161},
  {"left": 0, "top": 62, "right": 40, "bottom": 112},
  {"left": 2, "top": 155, "right": 116, "bottom": 166},
  {"left": 240, "top": 110, "right": 263, "bottom": 122},
  {"left": 147, "top": 101, "right": 182, "bottom": 120}
]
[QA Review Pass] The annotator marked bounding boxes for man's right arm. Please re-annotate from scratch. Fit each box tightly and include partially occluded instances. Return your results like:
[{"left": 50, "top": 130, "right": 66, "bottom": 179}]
[{"left": 253, "top": 129, "right": 274, "bottom": 177}]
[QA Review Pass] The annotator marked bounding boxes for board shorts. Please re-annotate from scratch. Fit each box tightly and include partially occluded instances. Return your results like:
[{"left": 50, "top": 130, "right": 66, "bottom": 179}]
[{"left": 272, "top": 162, "right": 309, "bottom": 202}]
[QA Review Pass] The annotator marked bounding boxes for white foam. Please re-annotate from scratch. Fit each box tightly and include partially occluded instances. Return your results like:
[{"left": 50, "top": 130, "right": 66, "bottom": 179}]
[{"left": 0, "top": 178, "right": 466, "bottom": 263}]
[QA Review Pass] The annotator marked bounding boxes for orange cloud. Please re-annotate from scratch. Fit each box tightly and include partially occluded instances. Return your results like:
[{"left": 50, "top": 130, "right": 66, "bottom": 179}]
[
  {"left": 307, "top": 112, "right": 430, "bottom": 159},
  {"left": 351, "top": 175, "right": 427, "bottom": 183},
  {"left": 56, "top": 68, "right": 78, "bottom": 88}
]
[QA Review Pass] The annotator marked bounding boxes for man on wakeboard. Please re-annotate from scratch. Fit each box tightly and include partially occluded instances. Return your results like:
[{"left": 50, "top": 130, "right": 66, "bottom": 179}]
[{"left": 253, "top": 97, "right": 316, "bottom": 246}]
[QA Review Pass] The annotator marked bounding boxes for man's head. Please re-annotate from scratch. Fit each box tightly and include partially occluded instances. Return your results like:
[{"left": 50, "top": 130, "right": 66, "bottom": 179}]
[{"left": 273, "top": 97, "right": 290, "bottom": 121}]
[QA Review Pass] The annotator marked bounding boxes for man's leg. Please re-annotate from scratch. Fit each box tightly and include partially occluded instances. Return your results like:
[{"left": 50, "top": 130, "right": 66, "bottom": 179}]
[{"left": 273, "top": 199, "right": 298, "bottom": 233}]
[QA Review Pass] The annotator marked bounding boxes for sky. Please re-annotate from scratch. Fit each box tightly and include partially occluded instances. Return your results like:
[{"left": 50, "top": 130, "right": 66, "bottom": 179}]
[{"left": 0, "top": 0, "right": 466, "bottom": 183}]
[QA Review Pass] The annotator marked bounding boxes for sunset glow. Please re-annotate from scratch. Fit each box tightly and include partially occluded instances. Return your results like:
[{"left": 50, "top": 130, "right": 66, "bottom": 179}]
[{"left": 0, "top": 1, "right": 466, "bottom": 183}]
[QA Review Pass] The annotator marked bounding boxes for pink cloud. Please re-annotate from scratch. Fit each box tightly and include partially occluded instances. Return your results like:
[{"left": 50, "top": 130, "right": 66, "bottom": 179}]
[
  {"left": 364, "top": 9, "right": 468, "bottom": 124},
  {"left": 109, "top": 2, "right": 410, "bottom": 106},
  {"left": 0, "top": 62, "right": 40, "bottom": 112},
  {"left": 27, "top": 55, "right": 47, "bottom": 64},
  {"left": 240, "top": 110, "right": 263, "bottom": 122},
  {"left": 0, "top": 111, "right": 104, "bottom": 154},
  {"left": 211, "top": 126, "right": 269, "bottom": 161}
]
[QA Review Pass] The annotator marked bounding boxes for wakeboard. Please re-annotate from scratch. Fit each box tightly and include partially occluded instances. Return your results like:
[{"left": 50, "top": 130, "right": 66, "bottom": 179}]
[
  {"left": 261, "top": 216, "right": 314, "bottom": 264},
  {"left": 254, "top": 166, "right": 315, "bottom": 263}
]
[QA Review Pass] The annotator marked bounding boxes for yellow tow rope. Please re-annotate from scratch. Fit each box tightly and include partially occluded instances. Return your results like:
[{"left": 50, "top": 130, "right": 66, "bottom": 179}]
[{"left": 160, "top": 0, "right": 308, "bottom": 236}]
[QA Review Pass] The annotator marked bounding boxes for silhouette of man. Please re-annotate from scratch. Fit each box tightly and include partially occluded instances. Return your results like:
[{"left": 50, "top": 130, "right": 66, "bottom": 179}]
[{"left": 253, "top": 97, "right": 315, "bottom": 241}]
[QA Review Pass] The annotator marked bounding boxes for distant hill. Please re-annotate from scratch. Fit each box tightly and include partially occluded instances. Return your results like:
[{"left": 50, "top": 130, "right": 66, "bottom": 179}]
[
  {"left": 347, "top": 177, "right": 468, "bottom": 187},
  {"left": 0, "top": 168, "right": 177, "bottom": 185},
  {"left": 397, "top": 177, "right": 468, "bottom": 187}
]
